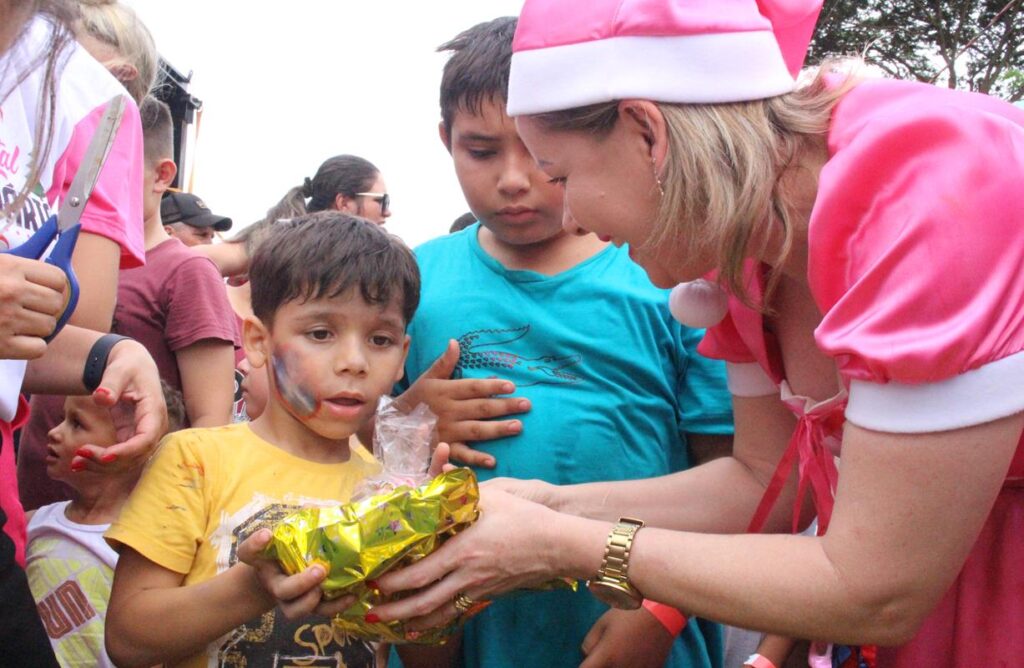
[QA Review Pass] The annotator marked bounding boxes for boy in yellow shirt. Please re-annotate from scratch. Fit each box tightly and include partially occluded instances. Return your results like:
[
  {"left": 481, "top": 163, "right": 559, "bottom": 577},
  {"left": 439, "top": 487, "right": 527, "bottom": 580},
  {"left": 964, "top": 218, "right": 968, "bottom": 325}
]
[{"left": 105, "top": 212, "right": 421, "bottom": 667}]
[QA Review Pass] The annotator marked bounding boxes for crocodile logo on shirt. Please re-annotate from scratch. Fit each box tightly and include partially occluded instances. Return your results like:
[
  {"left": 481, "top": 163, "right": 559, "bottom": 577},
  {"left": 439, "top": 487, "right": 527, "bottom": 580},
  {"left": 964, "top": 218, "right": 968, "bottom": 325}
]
[{"left": 453, "top": 325, "right": 583, "bottom": 386}]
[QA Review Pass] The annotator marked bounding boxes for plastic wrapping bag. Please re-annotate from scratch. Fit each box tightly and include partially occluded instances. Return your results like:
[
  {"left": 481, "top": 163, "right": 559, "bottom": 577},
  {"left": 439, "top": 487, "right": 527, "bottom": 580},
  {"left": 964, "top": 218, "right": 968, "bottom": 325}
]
[
  {"left": 264, "top": 398, "right": 575, "bottom": 644},
  {"left": 264, "top": 398, "right": 476, "bottom": 644}
]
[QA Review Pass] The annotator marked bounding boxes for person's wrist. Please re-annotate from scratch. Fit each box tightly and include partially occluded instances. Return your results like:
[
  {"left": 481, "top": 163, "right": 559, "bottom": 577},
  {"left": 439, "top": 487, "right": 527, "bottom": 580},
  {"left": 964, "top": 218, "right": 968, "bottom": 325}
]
[
  {"left": 642, "top": 600, "right": 687, "bottom": 636},
  {"left": 237, "top": 562, "right": 276, "bottom": 613},
  {"left": 82, "top": 334, "right": 132, "bottom": 392},
  {"left": 554, "top": 513, "right": 617, "bottom": 581},
  {"left": 540, "top": 479, "right": 568, "bottom": 513},
  {"left": 744, "top": 653, "right": 778, "bottom": 668}
]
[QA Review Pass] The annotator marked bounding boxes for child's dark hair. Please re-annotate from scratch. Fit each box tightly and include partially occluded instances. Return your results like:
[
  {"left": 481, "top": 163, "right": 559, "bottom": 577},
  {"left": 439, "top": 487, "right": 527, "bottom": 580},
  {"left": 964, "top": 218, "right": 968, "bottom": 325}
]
[
  {"left": 263, "top": 155, "right": 381, "bottom": 225},
  {"left": 160, "top": 380, "right": 186, "bottom": 434},
  {"left": 249, "top": 211, "right": 420, "bottom": 326},
  {"left": 437, "top": 16, "right": 517, "bottom": 137},
  {"left": 139, "top": 96, "right": 172, "bottom": 167}
]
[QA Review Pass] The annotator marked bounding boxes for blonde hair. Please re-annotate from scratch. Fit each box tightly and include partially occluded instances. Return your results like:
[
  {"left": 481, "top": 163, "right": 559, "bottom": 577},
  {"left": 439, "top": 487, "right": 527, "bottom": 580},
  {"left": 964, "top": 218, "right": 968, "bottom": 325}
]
[
  {"left": 536, "top": 61, "right": 864, "bottom": 307},
  {"left": 76, "top": 0, "right": 156, "bottom": 104}
]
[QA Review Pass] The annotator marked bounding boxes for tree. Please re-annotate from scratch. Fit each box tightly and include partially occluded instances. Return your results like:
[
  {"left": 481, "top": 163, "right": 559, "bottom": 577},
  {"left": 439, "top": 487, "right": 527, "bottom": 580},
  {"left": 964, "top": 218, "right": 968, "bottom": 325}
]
[{"left": 807, "top": 0, "right": 1024, "bottom": 102}]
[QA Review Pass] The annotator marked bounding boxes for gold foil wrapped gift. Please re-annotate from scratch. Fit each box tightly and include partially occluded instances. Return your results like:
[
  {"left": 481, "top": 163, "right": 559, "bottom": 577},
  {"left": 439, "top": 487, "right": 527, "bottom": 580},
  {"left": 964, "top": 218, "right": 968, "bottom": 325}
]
[{"left": 264, "top": 467, "right": 481, "bottom": 644}]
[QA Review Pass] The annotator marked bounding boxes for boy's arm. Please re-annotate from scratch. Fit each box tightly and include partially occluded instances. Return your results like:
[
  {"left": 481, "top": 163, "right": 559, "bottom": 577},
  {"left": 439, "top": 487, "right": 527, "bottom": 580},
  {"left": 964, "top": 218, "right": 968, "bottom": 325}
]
[
  {"left": 176, "top": 339, "right": 236, "bottom": 427},
  {"left": 396, "top": 634, "right": 462, "bottom": 668},
  {"left": 106, "top": 546, "right": 274, "bottom": 668},
  {"left": 69, "top": 232, "right": 121, "bottom": 331},
  {"left": 745, "top": 634, "right": 797, "bottom": 667},
  {"left": 165, "top": 255, "right": 242, "bottom": 427},
  {"left": 687, "top": 432, "right": 733, "bottom": 466},
  {"left": 580, "top": 607, "right": 675, "bottom": 668}
]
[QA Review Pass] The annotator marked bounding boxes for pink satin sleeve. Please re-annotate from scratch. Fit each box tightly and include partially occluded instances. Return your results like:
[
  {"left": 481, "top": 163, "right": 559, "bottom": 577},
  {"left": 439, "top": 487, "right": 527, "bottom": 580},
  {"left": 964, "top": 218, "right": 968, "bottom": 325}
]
[
  {"left": 697, "top": 309, "right": 758, "bottom": 364},
  {"left": 810, "top": 81, "right": 1024, "bottom": 387}
]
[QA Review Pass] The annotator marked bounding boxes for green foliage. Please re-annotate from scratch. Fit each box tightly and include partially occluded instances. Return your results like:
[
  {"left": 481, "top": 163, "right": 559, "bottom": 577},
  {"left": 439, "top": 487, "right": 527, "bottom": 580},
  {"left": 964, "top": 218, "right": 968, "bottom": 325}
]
[{"left": 808, "top": 0, "right": 1023, "bottom": 101}]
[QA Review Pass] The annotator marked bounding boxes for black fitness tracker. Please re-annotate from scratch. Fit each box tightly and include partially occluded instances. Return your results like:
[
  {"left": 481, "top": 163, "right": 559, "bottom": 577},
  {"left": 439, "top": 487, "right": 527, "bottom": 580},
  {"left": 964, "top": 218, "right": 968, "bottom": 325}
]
[{"left": 82, "top": 334, "right": 131, "bottom": 392}]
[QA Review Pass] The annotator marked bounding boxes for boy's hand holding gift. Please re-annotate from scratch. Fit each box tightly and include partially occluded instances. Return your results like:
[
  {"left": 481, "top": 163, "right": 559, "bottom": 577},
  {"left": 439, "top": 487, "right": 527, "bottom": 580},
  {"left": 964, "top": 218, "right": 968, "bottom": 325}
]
[{"left": 239, "top": 398, "right": 484, "bottom": 643}]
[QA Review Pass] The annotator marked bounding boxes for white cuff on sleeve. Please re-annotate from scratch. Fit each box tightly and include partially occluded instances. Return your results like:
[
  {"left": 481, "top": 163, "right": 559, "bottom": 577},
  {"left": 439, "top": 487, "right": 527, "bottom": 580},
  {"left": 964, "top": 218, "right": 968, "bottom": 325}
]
[{"left": 846, "top": 350, "right": 1024, "bottom": 433}]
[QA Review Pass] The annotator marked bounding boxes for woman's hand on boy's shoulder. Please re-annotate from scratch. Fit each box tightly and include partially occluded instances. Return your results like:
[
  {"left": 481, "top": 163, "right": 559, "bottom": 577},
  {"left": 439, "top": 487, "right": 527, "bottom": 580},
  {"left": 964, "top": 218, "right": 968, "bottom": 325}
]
[
  {"left": 399, "top": 340, "right": 531, "bottom": 468},
  {"left": 236, "top": 528, "right": 355, "bottom": 620}
]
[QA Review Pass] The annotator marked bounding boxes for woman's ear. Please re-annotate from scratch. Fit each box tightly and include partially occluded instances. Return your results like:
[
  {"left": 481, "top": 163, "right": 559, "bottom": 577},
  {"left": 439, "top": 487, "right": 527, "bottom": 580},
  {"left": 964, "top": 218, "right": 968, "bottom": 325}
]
[
  {"left": 106, "top": 61, "right": 139, "bottom": 84},
  {"left": 243, "top": 316, "right": 270, "bottom": 369},
  {"left": 619, "top": 100, "right": 669, "bottom": 173},
  {"left": 334, "top": 193, "right": 357, "bottom": 213}
]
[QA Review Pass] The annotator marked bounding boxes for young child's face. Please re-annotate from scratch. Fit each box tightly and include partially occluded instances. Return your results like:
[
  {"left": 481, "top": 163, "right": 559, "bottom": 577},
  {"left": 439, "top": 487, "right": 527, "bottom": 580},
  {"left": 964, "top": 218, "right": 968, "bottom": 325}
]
[
  {"left": 45, "top": 396, "right": 117, "bottom": 483},
  {"left": 238, "top": 357, "right": 269, "bottom": 420},
  {"left": 253, "top": 288, "right": 409, "bottom": 444},
  {"left": 445, "top": 98, "right": 566, "bottom": 248}
]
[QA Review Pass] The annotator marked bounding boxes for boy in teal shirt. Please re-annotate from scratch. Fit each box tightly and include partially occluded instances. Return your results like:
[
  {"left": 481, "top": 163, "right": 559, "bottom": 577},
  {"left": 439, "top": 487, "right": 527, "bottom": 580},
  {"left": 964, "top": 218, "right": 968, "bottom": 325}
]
[{"left": 396, "top": 17, "right": 733, "bottom": 668}]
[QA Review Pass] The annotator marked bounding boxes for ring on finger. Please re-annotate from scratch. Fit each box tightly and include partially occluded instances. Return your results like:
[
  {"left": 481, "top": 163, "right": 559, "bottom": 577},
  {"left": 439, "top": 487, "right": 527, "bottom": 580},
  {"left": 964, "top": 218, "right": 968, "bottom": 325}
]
[{"left": 453, "top": 591, "right": 475, "bottom": 614}]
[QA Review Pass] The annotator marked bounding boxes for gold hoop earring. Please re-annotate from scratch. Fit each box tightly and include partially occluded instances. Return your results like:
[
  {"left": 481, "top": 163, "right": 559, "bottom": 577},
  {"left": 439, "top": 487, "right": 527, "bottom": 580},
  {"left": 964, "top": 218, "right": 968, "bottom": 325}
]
[{"left": 652, "top": 158, "right": 665, "bottom": 197}]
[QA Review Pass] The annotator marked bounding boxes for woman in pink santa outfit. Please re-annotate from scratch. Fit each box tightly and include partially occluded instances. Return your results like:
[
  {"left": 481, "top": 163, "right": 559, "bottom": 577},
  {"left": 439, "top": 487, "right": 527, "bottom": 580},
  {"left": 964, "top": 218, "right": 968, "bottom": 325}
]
[{"left": 365, "top": 1, "right": 1024, "bottom": 666}]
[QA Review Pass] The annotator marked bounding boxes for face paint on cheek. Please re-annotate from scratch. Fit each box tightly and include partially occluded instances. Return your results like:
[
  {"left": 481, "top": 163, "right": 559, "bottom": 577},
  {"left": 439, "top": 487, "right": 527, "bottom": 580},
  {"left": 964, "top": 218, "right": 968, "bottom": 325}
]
[{"left": 271, "top": 350, "right": 319, "bottom": 418}]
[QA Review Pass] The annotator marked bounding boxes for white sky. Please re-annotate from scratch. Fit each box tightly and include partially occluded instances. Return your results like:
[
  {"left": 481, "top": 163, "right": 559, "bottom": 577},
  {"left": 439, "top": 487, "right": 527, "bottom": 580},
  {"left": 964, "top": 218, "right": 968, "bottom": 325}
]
[{"left": 125, "top": 0, "right": 525, "bottom": 248}]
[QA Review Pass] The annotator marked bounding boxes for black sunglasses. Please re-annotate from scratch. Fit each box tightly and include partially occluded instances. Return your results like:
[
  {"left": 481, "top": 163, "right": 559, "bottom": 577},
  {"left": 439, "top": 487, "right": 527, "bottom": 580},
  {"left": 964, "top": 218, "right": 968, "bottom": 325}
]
[{"left": 355, "top": 191, "right": 390, "bottom": 215}]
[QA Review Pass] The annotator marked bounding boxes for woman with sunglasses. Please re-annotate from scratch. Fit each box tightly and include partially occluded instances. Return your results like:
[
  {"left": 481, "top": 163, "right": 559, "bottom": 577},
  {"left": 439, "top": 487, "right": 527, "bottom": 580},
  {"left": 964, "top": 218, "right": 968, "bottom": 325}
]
[{"left": 265, "top": 154, "right": 391, "bottom": 225}]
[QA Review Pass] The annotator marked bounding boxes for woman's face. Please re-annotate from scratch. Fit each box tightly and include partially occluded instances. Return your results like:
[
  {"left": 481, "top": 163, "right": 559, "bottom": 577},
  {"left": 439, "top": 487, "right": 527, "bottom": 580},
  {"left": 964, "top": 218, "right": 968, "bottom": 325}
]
[
  {"left": 516, "top": 111, "right": 709, "bottom": 288},
  {"left": 337, "top": 173, "right": 391, "bottom": 225}
]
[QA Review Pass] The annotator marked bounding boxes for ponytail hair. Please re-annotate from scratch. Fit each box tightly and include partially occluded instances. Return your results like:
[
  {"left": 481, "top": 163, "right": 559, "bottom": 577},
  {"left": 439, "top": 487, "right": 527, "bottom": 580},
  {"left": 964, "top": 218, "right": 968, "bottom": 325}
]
[{"left": 263, "top": 154, "right": 380, "bottom": 225}]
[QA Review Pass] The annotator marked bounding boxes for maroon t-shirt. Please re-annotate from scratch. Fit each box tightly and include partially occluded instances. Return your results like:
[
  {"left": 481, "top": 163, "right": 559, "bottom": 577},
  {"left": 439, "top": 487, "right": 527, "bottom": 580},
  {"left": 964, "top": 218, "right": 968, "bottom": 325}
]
[
  {"left": 112, "top": 237, "right": 240, "bottom": 388},
  {"left": 17, "top": 238, "right": 240, "bottom": 511}
]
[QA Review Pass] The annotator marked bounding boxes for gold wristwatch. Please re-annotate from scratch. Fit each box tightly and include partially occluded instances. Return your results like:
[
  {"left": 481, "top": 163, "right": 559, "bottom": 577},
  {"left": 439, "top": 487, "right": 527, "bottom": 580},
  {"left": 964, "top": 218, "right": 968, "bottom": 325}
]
[{"left": 586, "top": 517, "right": 645, "bottom": 609}]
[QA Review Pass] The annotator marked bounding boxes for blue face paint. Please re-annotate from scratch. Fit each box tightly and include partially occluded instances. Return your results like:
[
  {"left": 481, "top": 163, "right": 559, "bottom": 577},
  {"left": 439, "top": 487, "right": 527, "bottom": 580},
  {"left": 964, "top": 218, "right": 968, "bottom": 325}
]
[{"left": 271, "top": 351, "right": 318, "bottom": 418}]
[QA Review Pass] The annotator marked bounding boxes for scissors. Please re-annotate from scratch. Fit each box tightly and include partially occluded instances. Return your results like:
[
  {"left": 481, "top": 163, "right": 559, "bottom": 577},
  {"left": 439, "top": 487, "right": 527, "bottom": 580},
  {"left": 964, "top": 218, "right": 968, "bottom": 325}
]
[{"left": 3, "top": 94, "right": 127, "bottom": 342}]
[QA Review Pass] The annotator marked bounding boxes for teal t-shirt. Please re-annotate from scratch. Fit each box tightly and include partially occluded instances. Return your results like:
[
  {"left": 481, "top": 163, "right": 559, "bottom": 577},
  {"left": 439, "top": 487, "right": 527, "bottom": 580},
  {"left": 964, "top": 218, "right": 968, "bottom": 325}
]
[{"left": 396, "top": 225, "right": 733, "bottom": 668}]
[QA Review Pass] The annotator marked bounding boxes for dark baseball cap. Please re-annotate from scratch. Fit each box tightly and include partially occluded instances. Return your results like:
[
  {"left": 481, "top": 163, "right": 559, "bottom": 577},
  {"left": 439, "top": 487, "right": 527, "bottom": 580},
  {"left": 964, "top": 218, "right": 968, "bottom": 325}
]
[{"left": 161, "top": 192, "right": 233, "bottom": 232}]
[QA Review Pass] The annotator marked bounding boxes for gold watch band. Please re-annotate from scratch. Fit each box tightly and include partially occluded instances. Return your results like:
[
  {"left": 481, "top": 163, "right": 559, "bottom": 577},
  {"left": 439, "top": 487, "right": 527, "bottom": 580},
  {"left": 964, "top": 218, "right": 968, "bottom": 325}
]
[{"left": 596, "top": 517, "right": 644, "bottom": 584}]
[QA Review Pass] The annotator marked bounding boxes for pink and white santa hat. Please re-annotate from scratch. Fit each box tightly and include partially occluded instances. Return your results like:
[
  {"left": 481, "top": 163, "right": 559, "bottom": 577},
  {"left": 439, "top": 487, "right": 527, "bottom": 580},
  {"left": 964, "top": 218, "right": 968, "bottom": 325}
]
[{"left": 508, "top": 0, "right": 823, "bottom": 116}]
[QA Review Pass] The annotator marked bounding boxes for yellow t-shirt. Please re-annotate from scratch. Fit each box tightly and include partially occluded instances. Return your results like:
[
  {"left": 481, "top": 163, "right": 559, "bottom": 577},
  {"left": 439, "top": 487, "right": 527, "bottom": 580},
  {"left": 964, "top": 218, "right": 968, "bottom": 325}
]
[{"left": 106, "top": 422, "right": 381, "bottom": 668}]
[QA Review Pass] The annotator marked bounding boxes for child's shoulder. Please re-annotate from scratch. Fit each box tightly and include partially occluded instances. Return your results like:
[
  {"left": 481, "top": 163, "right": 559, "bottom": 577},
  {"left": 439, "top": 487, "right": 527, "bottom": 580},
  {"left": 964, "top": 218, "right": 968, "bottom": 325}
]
[
  {"left": 153, "top": 422, "right": 255, "bottom": 463},
  {"left": 413, "top": 227, "right": 474, "bottom": 262}
]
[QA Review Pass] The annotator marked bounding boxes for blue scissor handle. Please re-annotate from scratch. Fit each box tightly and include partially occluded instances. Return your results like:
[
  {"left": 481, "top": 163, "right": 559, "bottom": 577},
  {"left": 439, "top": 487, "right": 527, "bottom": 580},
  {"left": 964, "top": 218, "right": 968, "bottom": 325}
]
[
  {"left": 4, "top": 214, "right": 58, "bottom": 260},
  {"left": 2, "top": 214, "right": 81, "bottom": 342},
  {"left": 44, "top": 222, "right": 80, "bottom": 342}
]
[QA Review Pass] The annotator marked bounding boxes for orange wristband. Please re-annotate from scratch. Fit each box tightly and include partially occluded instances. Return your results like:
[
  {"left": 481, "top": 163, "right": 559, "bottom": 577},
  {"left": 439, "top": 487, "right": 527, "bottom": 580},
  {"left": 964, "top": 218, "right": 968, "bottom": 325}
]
[{"left": 641, "top": 599, "right": 687, "bottom": 636}]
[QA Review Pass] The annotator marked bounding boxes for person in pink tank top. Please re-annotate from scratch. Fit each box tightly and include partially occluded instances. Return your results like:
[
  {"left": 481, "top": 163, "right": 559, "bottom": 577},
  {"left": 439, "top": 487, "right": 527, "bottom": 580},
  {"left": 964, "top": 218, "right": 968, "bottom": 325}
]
[{"left": 362, "top": 3, "right": 1024, "bottom": 667}]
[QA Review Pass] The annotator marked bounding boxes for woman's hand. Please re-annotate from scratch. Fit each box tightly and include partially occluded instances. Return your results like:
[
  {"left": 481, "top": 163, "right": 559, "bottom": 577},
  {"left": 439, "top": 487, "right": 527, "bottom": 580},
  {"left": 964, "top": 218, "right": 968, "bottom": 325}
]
[
  {"left": 368, "top": 486, "right": 573, "bottom": 630},
  {"left": 0, "top": 254, "right": 66, "bottom": 359},
  {"left": 72, "top": 339, "right": 168, "bottom": 471},
  {"left": 483, "top": 476, "right": 562, "bottom": 509}
]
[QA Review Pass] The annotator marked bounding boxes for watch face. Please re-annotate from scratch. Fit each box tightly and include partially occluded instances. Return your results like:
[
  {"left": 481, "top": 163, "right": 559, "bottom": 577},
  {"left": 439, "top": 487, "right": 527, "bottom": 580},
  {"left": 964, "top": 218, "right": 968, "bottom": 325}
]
[{"left": 587, "top": 580, "right": 643, "bottom": 610}]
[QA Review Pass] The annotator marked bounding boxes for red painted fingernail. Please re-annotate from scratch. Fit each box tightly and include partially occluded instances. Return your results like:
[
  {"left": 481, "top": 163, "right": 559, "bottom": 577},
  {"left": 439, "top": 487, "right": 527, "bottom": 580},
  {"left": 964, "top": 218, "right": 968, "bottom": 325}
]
[
  {"left": 70, "top": 462, "right": 86, "bottom": 472},
  {"left": 366, "top": 579, "right": 380, "bottom": 590},
  {"left": 365, "top": 613, "right": 381, "bottom": 623},
  {"left": 75, "top": 448, "right": 93, "bottom": 459},
  {"left": 100, "top": 453, "right": 118, "bottom": 464}
]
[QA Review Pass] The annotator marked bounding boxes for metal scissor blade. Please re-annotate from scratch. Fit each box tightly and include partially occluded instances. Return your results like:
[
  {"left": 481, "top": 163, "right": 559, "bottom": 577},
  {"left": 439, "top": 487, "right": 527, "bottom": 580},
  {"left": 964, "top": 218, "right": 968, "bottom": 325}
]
[{"left": 56, "top": 94, "right": 127, "bottom": 231}]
